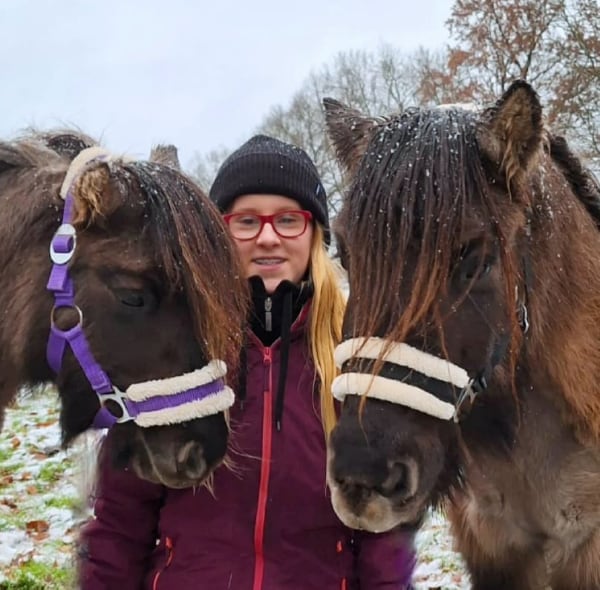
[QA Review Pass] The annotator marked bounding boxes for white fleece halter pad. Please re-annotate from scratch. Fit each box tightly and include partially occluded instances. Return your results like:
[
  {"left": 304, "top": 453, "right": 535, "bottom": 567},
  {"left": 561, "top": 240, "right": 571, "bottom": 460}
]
[
  {"left": 128, "top": 360, "right": 234, "bottom": 427},
  {"left": 332, "top": 337, "right": 470, "bottom": 420}
]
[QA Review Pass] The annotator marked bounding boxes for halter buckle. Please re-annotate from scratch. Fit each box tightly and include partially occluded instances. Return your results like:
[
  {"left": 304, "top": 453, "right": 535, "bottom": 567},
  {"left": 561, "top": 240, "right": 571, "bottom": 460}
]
[
  {"left": 453, "top": 375, "right": 486, "bottom": 423},
  {"left": 49, "top": 224, "right": 77, "bottom": 265},
  {"left": 98, "top": 388, "right": 136, "bottom": 423}
]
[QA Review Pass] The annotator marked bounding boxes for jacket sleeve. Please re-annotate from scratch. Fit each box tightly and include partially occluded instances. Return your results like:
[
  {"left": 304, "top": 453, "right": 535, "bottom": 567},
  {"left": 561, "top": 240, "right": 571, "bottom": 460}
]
[
  {"left": 77, "top": 433, "right": 165, "bottom": 590},
  {"left": 353, "top": 529, "right": 416, "bottom": 589}
]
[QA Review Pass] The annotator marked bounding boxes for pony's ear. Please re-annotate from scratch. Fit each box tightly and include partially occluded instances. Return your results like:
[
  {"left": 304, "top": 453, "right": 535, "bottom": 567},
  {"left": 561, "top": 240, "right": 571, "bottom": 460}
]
[
  {"left": 44, "top": 133, "right": 96, "bottom": 161},
  {"left": 150, "top": 144, "right": 181, "bottom": 170},
  {"left": 323, "top": 98, "right": 380, "bottom": 177},
  {"left": 477, "top": 80, "right": 543, "bottom": 185},
  {"left": 0, "top": 144, "right": 31, "bottom": 175},
  {"left": 72, "top": 165, "right": 123, "bottom": 226}
]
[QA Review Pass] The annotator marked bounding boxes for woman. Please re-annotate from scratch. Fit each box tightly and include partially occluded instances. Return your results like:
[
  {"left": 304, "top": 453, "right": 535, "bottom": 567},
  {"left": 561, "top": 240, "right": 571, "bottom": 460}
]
[{"left": 78, "top": 135, "right": 416, "bottom": 589}]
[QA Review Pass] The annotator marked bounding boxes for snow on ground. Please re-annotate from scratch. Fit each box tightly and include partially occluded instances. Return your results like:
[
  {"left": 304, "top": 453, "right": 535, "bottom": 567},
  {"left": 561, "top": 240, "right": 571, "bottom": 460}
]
[{"left": 0, "top": 390, "right": 470, "bottom": 589}]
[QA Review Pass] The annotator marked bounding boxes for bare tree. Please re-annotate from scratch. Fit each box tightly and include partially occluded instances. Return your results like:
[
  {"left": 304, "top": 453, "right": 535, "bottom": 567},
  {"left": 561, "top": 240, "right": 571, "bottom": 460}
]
[
  {"left": 256, "top": 45, "right": 432, "bottom": 213},
  {"left": 443, "top": 0, "right": 600, "bottom": 162},
  {"left": 192, "top": 46, "right": 432, "bottom": 211},
  {"left": 189, "top": 146, "right": 231, "bottom": 193},
  {"left": 192, "top": 9, "right": 599, "bottom": 205}
]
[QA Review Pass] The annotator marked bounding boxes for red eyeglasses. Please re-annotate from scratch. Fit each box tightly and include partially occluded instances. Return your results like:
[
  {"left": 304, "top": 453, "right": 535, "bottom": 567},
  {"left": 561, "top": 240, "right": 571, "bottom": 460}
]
[{"left": 223, "top": 210, "right": 313, "bottom": 241}]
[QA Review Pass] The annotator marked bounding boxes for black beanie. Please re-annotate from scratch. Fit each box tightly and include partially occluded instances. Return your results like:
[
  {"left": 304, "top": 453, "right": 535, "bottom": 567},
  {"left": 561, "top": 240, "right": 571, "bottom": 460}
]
[{"left": 209, "top": 135, "right": 329, "bottom": 235}]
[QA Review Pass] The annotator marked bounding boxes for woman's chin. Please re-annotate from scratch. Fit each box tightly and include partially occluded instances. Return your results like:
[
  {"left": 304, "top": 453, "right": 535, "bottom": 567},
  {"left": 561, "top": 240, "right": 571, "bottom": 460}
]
[{"left": 261, "top": 276, "right": 284, "bottom": 293}]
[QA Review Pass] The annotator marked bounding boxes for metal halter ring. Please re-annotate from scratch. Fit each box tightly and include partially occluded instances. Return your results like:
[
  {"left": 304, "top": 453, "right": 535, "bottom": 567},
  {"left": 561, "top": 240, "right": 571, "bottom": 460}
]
[{"left": 50, "top": 304, "right": 83, "bottom": 329}]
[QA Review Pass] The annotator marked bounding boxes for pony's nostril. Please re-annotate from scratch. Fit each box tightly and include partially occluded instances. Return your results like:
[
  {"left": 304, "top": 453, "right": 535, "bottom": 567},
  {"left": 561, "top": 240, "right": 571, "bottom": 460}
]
[
  {"left": 176, "top": 441, "right": 207, "bottom": 480},
  {"left": 334, "top": 475, "right": 375, "bottom": 502},
  {"left": 376, "top": 462, "right": 408, "bottom": 498},
  {"left": 376, "top": 460, "right": 416, "bottom": 499}
]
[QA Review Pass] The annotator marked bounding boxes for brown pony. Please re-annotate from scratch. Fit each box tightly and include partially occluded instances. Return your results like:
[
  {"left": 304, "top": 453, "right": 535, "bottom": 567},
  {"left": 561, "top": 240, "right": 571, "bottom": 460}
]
[
  {"left": 324, "top": 81, "right": 600, "bottom": 589},
  {"left": 0, "top": 130, "right": 247, "bottom": 489}
]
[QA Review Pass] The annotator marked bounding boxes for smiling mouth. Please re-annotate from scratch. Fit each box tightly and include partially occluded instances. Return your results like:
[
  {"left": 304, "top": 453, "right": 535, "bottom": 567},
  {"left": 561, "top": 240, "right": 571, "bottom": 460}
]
[{"left": 253, "top": 258, "right": 285, "bottom": 266}]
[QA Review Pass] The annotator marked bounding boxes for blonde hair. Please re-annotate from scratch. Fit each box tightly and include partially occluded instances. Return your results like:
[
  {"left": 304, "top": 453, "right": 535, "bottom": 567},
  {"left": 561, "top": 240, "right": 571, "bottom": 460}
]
[{"left": 307, "top": 224, "right": 346, "bottom": 439}]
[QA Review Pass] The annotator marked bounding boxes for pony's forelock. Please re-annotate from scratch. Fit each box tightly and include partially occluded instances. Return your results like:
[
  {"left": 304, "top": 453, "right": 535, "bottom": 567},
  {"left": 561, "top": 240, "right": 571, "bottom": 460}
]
[{"left": 122, "top": 162, "right": 248, "bottom": 372}]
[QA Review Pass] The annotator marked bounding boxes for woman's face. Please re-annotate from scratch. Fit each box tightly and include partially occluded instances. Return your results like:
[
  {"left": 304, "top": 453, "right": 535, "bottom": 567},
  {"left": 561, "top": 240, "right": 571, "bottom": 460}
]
[{"left": 227, "top": 194, "right": 313, "bottom": 294}]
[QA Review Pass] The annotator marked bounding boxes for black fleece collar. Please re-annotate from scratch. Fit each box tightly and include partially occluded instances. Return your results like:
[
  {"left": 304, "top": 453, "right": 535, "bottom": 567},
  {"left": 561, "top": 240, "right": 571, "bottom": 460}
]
[{"left": 248, "top": 276, "right": 313, "bottom": 346}]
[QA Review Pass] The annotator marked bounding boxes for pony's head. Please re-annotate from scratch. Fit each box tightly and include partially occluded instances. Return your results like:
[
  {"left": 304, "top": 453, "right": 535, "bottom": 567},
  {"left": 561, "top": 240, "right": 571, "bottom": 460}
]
[
  {"left": 0, "top": 133, "right": 247, "bottom": 488},
  {"left": 324, "top": 81, "right": 556, "bottom": 531}
]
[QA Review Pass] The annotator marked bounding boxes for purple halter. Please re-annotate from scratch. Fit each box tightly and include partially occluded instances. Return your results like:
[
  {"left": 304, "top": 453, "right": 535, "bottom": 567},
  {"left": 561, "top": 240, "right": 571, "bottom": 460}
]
[{"left": 45, "top": 148, "right": 234, "bottom": 429}]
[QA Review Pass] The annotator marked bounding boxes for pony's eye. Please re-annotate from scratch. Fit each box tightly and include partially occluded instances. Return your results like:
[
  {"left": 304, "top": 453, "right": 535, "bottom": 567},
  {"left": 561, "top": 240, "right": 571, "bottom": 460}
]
[
  {"left": 116, "top": 289, "right": 146, "bottom": 308},
  {"left": 455, "top": 242, "right": 496, "bottom": 285},
  {"left": 464, "top": 259, "right": 493, "bottom": 282},
  {"left": 479, "top": 261, "right": 492, "bottom": 278}
]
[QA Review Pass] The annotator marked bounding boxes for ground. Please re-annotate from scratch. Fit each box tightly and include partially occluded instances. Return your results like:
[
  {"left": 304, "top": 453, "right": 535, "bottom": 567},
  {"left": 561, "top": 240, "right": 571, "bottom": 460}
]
[{"left": 0, "top": 390, "right": 470, "bottom": 589}]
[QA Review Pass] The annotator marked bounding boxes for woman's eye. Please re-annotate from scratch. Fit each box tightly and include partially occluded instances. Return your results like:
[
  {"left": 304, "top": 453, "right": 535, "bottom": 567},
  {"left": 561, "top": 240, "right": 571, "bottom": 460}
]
[{"left": 238, "top": 216, "right": 259, "bottom": 226}]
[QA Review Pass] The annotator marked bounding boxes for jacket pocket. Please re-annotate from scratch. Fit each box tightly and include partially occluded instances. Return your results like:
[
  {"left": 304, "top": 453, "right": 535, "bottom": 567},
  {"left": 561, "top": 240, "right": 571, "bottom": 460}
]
[{"left": 151, "top": 536, "right": 174, "bottom": 590}]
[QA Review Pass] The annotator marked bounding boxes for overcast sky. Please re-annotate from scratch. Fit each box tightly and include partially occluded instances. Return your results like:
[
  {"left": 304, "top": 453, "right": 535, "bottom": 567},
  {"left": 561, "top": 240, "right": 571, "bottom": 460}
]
[{"left": 1, "top": 0, "right": 453, "bottom": 170}]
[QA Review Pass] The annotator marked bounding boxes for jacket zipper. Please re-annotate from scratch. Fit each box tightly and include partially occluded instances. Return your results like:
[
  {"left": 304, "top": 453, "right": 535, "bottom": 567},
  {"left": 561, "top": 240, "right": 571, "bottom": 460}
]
[
  {"left": 252, "top": 346, "right": 273, "bottom": 590},
  {"left": 151, "top": 536, "right": 174, "bottom": 590},
  {"left": 265, "top": 297, "right": 272, "bottom": 332}
]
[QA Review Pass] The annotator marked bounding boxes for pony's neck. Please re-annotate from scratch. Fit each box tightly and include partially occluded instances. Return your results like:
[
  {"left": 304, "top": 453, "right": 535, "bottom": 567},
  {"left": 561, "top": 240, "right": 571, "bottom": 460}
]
[
  {"left": 526, "top": 159, "right": 600, "bottom": 442},
  {"left": 0, "top": 167, "right": 65, "bottom": 399}
]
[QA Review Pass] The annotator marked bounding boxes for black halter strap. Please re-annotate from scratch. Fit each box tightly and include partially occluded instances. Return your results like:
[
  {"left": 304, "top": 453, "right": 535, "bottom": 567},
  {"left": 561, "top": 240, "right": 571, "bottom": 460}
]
[{"left": 454, "top": 220, "right": 533, "bottom": 421}]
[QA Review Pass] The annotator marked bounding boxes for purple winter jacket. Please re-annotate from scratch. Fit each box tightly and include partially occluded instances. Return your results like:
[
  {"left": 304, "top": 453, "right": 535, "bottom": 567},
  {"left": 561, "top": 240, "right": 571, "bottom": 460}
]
[{"left": 79, "top": 303, "right": 416, "bottom": 590}]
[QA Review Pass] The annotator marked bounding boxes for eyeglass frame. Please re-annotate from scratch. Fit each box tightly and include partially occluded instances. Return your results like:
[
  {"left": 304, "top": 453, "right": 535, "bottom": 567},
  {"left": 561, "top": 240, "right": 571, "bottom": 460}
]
[{"left": 223, "top": 210, "right": 313, "bottom": 241}]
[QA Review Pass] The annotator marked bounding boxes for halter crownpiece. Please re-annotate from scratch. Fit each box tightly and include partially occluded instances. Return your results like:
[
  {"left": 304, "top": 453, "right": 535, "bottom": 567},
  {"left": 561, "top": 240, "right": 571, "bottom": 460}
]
[
  {"left": 58, "top": 146, "right": 121, "bottom": 199},
  {"left": 47, "top": 147, "right": 235, "bottom": 429},
  {"left": 332, "top": 337, "right": 465, "bottom": 421}
]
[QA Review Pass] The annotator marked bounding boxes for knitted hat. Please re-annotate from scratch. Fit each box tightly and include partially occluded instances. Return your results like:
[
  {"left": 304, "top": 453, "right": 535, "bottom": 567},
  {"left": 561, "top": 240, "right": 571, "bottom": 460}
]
[{"left": 209, "top": 135, "right": 329, "bottom": 236}]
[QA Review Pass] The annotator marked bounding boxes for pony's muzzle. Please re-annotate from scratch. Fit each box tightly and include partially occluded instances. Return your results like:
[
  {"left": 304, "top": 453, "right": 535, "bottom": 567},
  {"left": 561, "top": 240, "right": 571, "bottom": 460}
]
[{"left": 331, "top": 454, "right": 418, "bottom": 506}]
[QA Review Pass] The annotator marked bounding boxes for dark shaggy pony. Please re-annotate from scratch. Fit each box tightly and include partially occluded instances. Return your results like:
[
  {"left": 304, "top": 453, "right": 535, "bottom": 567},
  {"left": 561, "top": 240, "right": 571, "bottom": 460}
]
[
  {"left": 0, "top": 130, "right": 247, "bottom": 489},
  {"left": 325, "top": 81, "right": 600, "bottom": 589}
]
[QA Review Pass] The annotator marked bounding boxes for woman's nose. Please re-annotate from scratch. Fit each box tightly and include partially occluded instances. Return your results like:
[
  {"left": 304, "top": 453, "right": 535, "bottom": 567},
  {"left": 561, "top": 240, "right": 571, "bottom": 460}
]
[{"left": 256, "top": 221, "right": 281, "bottom": 244}]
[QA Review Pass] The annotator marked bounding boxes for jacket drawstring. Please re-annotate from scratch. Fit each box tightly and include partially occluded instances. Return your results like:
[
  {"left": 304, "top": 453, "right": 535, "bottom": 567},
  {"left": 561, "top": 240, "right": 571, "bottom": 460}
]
[
  {"left": 237, "top": 329, "right": 248, "bottom": 409},
  {"left": 274, "top": 289, "right": 293, "bottom": 431}
]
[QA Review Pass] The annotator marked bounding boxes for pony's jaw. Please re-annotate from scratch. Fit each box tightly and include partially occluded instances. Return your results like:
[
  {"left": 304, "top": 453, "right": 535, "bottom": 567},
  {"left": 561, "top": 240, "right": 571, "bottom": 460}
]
[
  {"left": 130, "top": 439, "right": 212, "bottom": 489},
  {"left": 111, "top": 415, "right": 229, "bottom": 488}
]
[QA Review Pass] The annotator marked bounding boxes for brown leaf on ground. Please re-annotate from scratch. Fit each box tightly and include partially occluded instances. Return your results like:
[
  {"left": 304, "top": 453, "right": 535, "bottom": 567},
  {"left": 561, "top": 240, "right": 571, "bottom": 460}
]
[
  {"left": 34, "top": 419, "right": 58, "bottom": 428},
  {"left": 26, "top": 520, "right": 50, "bottom": 534},
  {"left": 0, "top": 497, "right": 17, "bottom": 509}
]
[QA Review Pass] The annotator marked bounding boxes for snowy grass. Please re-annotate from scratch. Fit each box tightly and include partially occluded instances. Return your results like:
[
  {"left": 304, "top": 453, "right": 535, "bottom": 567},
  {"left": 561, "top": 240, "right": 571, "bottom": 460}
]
[{"left": 0, "top": 390, "right": 470, "bottom": 589}]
